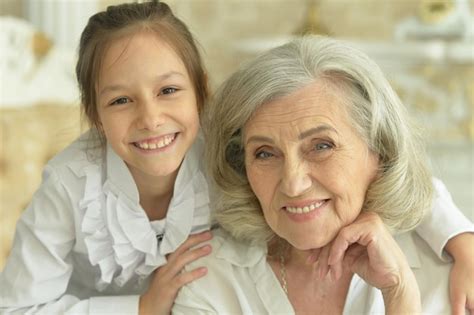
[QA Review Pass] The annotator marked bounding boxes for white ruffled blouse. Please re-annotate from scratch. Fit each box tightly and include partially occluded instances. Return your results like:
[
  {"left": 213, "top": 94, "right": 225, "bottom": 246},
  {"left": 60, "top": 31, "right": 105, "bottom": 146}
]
[{"left": 0, "top": 131, "right": 211, "bottom": 314}]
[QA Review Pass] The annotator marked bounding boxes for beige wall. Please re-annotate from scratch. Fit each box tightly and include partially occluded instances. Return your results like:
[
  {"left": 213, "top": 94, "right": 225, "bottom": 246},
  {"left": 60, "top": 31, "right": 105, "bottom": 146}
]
[{"left": 0, "top": 0, "right": 22, "bottom": 16}]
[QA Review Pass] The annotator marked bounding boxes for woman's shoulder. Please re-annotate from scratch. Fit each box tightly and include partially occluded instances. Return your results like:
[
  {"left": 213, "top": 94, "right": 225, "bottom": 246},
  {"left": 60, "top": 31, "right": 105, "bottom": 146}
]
[
  {"left": 395, "top": 231, "right": 452, "bottom": 313},
  {"left": 187, "top": 228, "right": 267, "bottom": 271}
]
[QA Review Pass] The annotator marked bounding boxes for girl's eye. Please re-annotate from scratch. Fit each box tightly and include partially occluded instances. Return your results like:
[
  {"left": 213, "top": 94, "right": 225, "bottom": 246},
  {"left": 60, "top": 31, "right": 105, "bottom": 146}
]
[
  {"left": 110, "top": 97, "right": 129, "bottom": 105},
  {"left": 255, "top": 150, "right": 274, "bottom": 159},
  {"left": 161, "top": 87, "right": 178, "bottom": 95},
  {"left": 314, "top": 142, "right": 333, "bottom": 151}
]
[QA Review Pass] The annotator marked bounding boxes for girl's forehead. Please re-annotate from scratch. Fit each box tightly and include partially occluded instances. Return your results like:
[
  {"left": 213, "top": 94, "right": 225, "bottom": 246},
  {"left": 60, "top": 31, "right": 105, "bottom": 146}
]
[{"left": 101, "top": 31, "right": 177, "bottom": 65}]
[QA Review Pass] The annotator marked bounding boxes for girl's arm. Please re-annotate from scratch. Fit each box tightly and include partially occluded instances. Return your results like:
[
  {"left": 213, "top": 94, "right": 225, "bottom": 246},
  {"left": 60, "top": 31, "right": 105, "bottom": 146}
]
[
  {"left": 0, "top": 167, "right": 139, "bottom": 314},
  {"left": 416, "top": 178, "right": 473, "bottom": 260},
  {"left": 445, "top": 232, "right": 474, "bottom": 315},
  {"left": 415, "top": 177, "right": 474, "bottom": 313}
]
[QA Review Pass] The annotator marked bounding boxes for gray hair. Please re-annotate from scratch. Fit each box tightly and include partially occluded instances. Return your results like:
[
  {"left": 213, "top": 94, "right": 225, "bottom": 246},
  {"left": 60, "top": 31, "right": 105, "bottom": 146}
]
[{"left": 203, "top": 35, "right": 433, "bottom": 245}]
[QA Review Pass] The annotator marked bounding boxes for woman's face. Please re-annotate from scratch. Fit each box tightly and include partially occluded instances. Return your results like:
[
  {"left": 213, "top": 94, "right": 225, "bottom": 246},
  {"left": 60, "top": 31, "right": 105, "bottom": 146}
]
[{"left": 244, "top": 81, "right": 379, "bottom": 250}]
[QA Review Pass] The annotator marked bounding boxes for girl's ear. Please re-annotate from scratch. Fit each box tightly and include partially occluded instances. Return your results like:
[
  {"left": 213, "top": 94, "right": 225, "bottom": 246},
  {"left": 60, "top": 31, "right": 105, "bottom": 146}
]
[
  {"left": 95, "top": 118, "right": 104, "bottom": 135},
  {"left": 204, "top": 72, "right": 210, "bottom": 96},
  {"left": 199, "top": 72, "right": 211, "bottom": 115}
]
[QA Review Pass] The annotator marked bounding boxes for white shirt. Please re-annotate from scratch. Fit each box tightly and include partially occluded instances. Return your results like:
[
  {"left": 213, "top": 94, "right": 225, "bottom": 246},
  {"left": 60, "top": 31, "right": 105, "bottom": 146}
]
[
  {"left": 173, "top": 223, "right": 473, "bottom": 315},
  {"left": 0, "top": 132, "right": 471, "bottom": 314},
  {"left": 0, "top": 131, "right": 211, "bottom": 314}
]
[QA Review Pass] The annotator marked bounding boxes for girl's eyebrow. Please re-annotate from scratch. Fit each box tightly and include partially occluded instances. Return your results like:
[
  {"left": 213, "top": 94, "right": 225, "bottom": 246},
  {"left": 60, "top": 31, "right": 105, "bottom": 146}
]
[{"left": 98, "top": 71, "right": 185, "bottom": 97}]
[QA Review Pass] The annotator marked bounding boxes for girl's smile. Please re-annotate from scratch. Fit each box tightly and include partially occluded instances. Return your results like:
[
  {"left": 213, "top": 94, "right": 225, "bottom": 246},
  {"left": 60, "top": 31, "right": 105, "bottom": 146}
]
[{"left": 132, "top": 132, "right": 178, "bottom": 151}]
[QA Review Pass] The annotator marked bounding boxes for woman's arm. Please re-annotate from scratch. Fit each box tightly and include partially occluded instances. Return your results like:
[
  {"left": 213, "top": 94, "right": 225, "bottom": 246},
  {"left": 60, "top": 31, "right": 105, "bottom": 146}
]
[{"left": 324, "top": 212, "right": 422, "bottom": 314}]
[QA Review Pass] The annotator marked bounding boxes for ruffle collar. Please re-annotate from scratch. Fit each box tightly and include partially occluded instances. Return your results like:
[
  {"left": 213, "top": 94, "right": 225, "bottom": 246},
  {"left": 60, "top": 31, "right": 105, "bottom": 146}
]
[{"left": 80, "top": 135, "right": 210, "bottom": 290}]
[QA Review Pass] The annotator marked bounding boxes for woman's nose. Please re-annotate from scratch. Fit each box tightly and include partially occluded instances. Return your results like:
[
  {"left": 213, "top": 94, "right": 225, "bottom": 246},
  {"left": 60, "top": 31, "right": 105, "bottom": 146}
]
[
  {"left": 136, "top": 101, "right": 164, "bottom": 131},
  {"left": 280, "top": 160, "right": 312, "bottom": 197}
]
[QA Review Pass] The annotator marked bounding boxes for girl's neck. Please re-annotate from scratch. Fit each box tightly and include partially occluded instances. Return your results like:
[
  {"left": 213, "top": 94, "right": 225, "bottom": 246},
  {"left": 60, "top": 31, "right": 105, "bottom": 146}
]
[{"left": 130, "top": 168, "right": 179, "bottom": 221}]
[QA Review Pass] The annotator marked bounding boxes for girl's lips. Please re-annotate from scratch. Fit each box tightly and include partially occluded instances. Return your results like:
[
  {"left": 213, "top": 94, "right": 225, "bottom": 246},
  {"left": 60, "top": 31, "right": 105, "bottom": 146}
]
[{"left": 133, "top": 133, "right": 177, "bottom": 150}]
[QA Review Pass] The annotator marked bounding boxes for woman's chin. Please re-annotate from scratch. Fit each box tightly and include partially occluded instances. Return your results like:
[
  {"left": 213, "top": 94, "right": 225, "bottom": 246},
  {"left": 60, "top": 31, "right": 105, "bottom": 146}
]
[{"left": 286, "top": 236, "right": 333, "bottom": 251}]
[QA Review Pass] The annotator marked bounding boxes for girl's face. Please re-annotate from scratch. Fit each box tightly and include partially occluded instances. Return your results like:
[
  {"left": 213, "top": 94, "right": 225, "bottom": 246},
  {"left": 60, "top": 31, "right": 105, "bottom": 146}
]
[{"left": 97, "top": 31, "right": 199, "bottom": 181}]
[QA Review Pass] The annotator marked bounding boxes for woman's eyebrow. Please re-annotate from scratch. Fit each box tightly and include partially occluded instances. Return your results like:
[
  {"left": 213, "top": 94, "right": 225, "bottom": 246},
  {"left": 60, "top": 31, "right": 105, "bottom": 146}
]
[
  {"left": 246, "top": 135, "right": 274, "bottom": 145},
  {"left": 246, "top": 125, "right": 337, "bottom": 145},
  {"left": 299, "top": 125, "right": 337, "bottom": 140}
]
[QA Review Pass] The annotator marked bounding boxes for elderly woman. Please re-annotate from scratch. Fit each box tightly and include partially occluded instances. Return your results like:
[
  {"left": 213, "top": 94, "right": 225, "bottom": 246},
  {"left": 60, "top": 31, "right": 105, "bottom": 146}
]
[{"left": 173, "top": 36, "right": 471, "bottom": 314}]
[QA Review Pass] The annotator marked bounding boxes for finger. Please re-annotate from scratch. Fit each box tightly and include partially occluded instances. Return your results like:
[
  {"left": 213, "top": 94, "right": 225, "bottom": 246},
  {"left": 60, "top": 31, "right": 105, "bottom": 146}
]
[
  {"left": 155, "top": 266, "right": 208, "bottom": 309},
  {"left": 317, "top": 244, "right": 331, "bottom": 279},
  {"left": 171, "top": 266, "right": 208, "bottom": 291},
  {"left": 328, "top": 218, "right": 382, "bottom": 266},
  {"left": 168, "top": 231, "right": 213, "bottom": 261},
  {"left": 330, "top": 258, "right": 343, "bottom": 282},
  {"left": 468, "top": 299, "right": 474, "bottom": 313},
  {"left": 306, "top": 248, "right": 322, "bottom": 265},
  {"left": 331, "top": 244, "right": 364, "bottom": 281},
  {"left": 161, "top": 244, "right": 212, "bottom": 278},
  {"left": 342, "top": 244, "right": 367, "bottom": 276},
  {"left": 467, "top": 291, "right": 474, "bottom": 313},
  {"left": 328, "top": 227, "right": 358, "bottom": 267},
  {"left": 450, "top": 290, "right": 467, "bottom": 315}
]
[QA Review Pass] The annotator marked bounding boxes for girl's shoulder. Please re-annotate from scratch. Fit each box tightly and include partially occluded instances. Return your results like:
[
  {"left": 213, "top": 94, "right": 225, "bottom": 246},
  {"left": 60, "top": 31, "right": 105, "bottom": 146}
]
[{"left": 47, "top": 130, "right": 105, "bottom": 176}]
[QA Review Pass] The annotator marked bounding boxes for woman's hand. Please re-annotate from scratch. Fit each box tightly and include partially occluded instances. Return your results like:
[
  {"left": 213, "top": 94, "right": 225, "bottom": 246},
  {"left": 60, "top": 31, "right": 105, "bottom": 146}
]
[
  {"left": 139, "top": 231, "right": 213, "bottom": 315},
  {"left": 445, "top": 232, "right": 474, "bottom": 315},
  {"left": 317, "top": 212, "right": 421, "bottom": 313}
]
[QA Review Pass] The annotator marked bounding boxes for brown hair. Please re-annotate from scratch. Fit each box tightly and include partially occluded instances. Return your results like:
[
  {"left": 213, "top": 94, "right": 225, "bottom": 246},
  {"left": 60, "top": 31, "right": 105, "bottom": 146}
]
[{"left": 76, "top": 0, "right": 208, "bottom": 134}]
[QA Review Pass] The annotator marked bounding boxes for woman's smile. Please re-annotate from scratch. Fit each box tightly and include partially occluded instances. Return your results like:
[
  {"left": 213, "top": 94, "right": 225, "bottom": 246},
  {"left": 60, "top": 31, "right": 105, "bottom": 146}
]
[{"left": 282, "top": 199, "right": 330, "bottom": 222}]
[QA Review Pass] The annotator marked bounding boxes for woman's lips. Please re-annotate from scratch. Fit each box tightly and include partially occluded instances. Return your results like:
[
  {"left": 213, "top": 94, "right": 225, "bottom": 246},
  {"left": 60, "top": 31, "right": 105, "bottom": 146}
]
[{"left": 282, "top": 199, "right": 330, "bottom": 222}]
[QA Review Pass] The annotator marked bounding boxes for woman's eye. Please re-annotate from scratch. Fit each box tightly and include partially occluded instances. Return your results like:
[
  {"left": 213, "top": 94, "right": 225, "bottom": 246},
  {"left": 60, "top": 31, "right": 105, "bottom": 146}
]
[
  {"left": 161, "top": 87, "right": 178, "bottom": 95},
  {"left": 110, "top": 97, "right": 129, "bottom": 105},
  {"left": 255, "top": 151, "right": 274, "bottom": 159},
  {"left": 314, "top": 142, "right": 333, "bottom": 151}
]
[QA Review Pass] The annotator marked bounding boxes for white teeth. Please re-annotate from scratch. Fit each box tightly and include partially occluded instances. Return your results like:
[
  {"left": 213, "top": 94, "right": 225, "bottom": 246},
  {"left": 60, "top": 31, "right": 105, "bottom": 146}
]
[
  {"left": 135, "top": 134, "right": 175, "bottom": 150},
  {"left": 285, "top": 201, "right": 325, "bottom": 214}
]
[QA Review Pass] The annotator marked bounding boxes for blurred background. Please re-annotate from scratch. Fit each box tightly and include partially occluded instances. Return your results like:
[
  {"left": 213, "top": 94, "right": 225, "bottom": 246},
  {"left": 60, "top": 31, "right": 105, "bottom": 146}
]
[{"left": 0, "top": 0, "right": 473, "bottom": 269}]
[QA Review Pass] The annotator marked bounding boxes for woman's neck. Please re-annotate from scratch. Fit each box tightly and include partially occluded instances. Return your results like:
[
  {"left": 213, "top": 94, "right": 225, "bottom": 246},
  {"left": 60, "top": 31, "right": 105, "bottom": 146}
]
[
  {"left": 130, "top": 168, "right": 179, "bottom": 221},
  {"left": 267, "top": 241, "right": 353, "bottom": 314}
]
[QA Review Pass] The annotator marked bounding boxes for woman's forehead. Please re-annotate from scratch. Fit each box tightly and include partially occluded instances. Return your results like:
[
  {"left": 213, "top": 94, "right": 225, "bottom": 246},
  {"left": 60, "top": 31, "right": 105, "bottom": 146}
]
[{"left": 246, "top": 82, "right": 349, "bottom": 128}]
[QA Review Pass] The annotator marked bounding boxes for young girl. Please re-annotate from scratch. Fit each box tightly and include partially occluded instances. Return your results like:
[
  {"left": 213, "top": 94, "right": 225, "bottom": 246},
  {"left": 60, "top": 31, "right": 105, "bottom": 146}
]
[
  {"left": 0, "top": 1, "right": 472, "bottom": 314},
  {"left": 1, "top": 1, "right": 211, "bottom": 314}
]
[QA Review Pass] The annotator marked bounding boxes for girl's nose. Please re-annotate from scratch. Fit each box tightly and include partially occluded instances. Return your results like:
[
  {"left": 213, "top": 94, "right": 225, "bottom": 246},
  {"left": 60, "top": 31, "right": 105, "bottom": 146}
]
[{"left": 136, "top": 101, "right": 164, "bottom": 131}]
